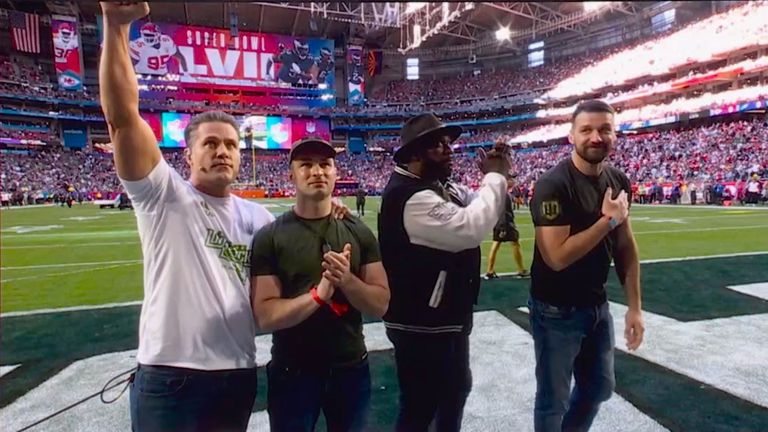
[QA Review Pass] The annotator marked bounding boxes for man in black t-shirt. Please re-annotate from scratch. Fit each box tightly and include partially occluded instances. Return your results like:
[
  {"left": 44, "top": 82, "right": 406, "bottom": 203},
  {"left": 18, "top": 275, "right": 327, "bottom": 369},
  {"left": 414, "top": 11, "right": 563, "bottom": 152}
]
[
  {"left": 528, "top": 100, "right": 645, "bottom": 432},
  {"left": 250, "top": 138, "right": 390, "bottom": 431}
]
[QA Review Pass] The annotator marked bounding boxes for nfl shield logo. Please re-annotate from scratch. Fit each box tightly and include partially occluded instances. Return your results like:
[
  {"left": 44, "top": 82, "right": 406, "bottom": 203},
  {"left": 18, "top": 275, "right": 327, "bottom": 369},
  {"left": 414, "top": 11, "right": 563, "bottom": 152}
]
[{"left": 306, "top": 122, "right": 316, "bottom": 133}]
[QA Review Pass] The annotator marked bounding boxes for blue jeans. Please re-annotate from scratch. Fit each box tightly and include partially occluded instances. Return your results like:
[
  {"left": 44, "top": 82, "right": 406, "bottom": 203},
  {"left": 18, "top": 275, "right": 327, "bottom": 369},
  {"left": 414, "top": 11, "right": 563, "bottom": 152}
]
[
  {"left": 529, "top": 298, "right": 615, "bottom": 432},
  {"left": 386, "top": 328, "right": 472, "bottom": 432},
  {"left": 266, "top": 358, "right": 371, "bottom": 432},
  {"left": 129, "top": 364, "right": 257, "bottom": 432}
]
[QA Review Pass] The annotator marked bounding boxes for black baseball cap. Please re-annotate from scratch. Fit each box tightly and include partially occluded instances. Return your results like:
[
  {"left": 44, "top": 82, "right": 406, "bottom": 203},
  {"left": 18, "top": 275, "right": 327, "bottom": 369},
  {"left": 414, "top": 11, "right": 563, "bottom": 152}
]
[{"left": 289, "top": 137, "right": 336, "bottom": 162}]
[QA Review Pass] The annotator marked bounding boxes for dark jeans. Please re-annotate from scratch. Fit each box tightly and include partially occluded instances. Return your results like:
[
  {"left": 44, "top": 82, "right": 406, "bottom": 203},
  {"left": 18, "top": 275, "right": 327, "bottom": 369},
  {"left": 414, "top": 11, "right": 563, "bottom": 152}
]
[
  {"left": 529, "top": 298, "right": 615, "bottom": 432},
  {"left": 386, "top": 328, "right": 472, "bottom": 432},
  {"left": 129, "top": 364, "right": 257, "bottom": 432},
  {"left": 267, "top": 358, "right": 371, "bottom": 432}
]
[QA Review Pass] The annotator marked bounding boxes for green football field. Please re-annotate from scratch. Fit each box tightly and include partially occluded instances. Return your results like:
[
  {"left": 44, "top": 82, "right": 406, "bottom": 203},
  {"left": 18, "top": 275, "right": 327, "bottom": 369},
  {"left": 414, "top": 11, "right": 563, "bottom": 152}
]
[
  {"left": 1, "top": 199, "right": 767, "bottom": 313},
  {"left": 2, "top": 200, "right": 768, "bottom": 431}
]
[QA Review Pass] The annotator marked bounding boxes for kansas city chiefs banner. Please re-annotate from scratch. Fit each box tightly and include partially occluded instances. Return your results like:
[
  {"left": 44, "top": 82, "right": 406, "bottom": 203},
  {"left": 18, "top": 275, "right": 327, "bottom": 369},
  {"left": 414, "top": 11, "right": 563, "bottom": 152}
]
[
  {"left": 346, "top": 45, "right": 364, "bottom": 106},
  {"left": 51, "top": 15, "right": 83, "bottom": 91}
]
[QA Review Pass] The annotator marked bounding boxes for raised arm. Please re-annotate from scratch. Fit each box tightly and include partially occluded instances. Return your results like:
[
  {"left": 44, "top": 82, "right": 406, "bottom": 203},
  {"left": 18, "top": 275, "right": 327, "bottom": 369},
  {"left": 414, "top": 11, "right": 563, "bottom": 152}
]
[
  {"left": 404, "top": 173, "right": 507, "bottom": 253},
  {"left": 99, "top": 2, "right": 161, "bottom": 181}
]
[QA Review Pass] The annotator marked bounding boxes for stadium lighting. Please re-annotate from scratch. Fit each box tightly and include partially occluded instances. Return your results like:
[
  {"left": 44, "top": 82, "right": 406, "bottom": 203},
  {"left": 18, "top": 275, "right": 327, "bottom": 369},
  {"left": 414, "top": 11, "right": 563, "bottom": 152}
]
[
  {"left": 583, "top": 2, "right": 611, "bottom": 12},
  {"left": 406, "top": 2, "right": 428, "bottom": 14},
  {"left": 495, "top": 26, "right": 511, "bottom": 41}
]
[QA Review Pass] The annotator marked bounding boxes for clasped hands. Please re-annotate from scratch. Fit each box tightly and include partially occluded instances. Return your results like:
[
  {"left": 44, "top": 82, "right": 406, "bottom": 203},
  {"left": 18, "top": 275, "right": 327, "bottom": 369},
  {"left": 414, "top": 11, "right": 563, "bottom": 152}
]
[{"left": 315, "top": 243, "right": 353, "bottom": 302}]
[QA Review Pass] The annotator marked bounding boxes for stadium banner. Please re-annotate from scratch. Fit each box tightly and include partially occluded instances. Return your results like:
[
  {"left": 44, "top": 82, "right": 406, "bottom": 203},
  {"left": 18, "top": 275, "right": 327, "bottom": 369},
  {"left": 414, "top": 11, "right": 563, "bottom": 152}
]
[
  {"left": 97, "top": 17, "right": 334, "bottom": 91},
  {"left": 51, "top": 15, "right": 83, "bottom": 91},
  {"left": 62, "top": 122, "right": 88, "bottom": 148},
  {"left": 346, "top": 45, "right": 365, "bottom": 106}
]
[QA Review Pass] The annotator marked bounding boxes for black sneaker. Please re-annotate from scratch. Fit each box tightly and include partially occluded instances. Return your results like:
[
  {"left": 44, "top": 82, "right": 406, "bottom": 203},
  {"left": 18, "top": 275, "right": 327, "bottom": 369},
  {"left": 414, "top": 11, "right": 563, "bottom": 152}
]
[{"left": 484, "top": 272, "right": 499, "bottom": 280}]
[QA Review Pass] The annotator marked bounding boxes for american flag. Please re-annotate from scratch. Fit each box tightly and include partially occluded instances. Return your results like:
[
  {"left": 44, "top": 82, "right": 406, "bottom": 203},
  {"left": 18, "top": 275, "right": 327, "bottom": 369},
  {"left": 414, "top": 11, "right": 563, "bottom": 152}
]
[{"left": 10, "top": 11, "right": 40, "bottom": 54}]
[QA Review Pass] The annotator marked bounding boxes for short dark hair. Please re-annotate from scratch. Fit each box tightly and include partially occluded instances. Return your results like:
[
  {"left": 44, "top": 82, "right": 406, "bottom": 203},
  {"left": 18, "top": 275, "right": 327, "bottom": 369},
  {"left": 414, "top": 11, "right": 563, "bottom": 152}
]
[
  {"left": 184, "top": 110, "right": 239, "bottom": 147},
  {"left": 571, "top": 100, "right": 615, "bottom": 122}
]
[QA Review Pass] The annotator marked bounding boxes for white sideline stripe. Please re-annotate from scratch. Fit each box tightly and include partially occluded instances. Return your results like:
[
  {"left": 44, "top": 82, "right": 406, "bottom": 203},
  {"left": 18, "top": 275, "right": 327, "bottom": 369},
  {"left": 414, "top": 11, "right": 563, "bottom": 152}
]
[
  {"left": 1, "top": 301, "right": 142, "bottom": 318},
  {"left": 1, "top": 259, "right": 141, "bottom": 270},
  {"left": 5, "top": 251, "right": 767, "bottom": 318}
]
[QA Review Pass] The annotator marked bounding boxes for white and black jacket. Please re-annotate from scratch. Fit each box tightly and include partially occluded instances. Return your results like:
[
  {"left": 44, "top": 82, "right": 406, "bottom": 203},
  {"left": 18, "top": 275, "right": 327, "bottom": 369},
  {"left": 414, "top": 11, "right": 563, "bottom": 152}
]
[{"left": 378, "top": 166, "right": 507, "bottom": 334}]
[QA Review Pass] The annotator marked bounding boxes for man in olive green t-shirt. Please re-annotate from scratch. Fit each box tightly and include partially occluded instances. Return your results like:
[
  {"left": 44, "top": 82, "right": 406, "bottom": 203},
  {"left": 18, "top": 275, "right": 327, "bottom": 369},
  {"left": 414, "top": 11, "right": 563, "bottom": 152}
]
[{"left": 250, "top": 137, "right": 390, "bottom": 432}]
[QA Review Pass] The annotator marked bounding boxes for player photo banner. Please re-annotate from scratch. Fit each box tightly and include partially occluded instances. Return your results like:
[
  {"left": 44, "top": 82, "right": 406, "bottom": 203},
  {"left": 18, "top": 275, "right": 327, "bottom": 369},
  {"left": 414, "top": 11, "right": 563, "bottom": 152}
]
[
  {"left": 346, "top": 45, "right": 365, "bottom": 106},
  {"left": 51, "top": 16, "right": 83, "bottom": 91},
  {"left": 99, "top": 19, "right": 334, "bottom": 90}
]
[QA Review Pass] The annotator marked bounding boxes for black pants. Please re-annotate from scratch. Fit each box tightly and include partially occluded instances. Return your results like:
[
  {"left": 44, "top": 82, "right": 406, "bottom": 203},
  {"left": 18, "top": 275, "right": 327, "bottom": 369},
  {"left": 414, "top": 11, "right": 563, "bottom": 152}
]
[
  {"left": 386, "top": 328, "right": 472, "bottom": 432},
  {"left": 130, "top": 364, "right": 257, "bottom": 432},
  {"left": 266, "top": 359, "right": 371, "bottom": 432},
  {"left": 357, "top": 201, "right": 365, "bottom": 216}
]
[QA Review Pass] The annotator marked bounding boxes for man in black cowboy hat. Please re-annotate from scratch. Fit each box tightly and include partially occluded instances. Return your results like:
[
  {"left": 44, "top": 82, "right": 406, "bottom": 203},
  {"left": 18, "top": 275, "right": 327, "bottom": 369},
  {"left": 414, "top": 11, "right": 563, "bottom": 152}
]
[{"left": 378, "top": 113, "right": 514, "bottom": 431}]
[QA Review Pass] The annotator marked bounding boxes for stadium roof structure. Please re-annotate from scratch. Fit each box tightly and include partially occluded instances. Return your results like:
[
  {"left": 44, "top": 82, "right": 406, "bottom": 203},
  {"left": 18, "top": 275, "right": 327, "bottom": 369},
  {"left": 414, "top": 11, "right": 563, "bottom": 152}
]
[{"left": 10, "top": 1, "right": 664, "bottom": 55}]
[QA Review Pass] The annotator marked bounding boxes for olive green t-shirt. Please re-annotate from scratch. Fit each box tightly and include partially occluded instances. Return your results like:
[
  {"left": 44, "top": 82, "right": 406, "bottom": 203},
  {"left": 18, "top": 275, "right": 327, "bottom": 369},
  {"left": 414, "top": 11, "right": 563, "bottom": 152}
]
[{"left": 250, "top": 209, "right": 381, "bottom": 368}]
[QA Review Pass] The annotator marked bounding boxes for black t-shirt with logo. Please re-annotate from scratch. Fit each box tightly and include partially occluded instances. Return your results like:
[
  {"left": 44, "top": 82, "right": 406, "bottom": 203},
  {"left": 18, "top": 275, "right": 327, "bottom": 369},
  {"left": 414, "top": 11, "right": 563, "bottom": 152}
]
[
  {"left": 250, "top": 210, "right": 381, "bottom": 368},
  {"left": 529, "top": 158, "right": 632, "bottom": 307}
]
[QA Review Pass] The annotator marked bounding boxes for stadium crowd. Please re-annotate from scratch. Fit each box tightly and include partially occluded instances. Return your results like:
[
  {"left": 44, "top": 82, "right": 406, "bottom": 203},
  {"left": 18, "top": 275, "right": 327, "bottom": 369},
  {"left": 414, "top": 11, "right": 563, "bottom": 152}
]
[{"left": 2, "top": 119, "right": 766, "bottom": 207}]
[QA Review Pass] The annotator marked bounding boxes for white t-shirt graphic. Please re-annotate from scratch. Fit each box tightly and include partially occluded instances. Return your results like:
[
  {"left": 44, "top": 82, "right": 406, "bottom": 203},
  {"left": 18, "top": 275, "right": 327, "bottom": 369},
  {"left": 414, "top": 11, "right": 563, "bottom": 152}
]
[{"left": 121, "top": 159, "right": 274, "bottom": 370}]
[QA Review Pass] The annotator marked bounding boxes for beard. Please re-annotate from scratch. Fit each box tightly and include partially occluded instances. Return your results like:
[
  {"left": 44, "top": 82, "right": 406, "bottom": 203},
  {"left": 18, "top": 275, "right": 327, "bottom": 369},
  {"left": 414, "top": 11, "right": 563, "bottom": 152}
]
[
  {"left": 421, "top": 157, "right": 452, "bottom": 182},
  {"left": 575, "top": 142, "right": 610, "bottom": 164}
]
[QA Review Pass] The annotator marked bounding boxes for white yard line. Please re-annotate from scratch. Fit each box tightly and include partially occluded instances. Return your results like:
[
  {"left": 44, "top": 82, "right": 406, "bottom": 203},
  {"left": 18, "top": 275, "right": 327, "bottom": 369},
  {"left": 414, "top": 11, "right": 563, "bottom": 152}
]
[
  {"left": 1, "top": 241, "right": 140, "bottom": 250},
  {"left": 5, "top": 251, "right": 766, "bottom": 318},
  {"left": 4, "top": 225, "right": 764, "bottom": 270},
  {"left": 1, "top": 262, "right": 139, "bottom": 283},
  {"left": 0, "top": 230, "right": 138, "bottom": 239},
  {"left": 478, "top": 224, "right": 768, "bottom": 244},
  {"left": 1, "top": 259, "right": 141, "bottom": 270},
  {"left": 492, "top": 251, "right": 768, "bottom": 277}
]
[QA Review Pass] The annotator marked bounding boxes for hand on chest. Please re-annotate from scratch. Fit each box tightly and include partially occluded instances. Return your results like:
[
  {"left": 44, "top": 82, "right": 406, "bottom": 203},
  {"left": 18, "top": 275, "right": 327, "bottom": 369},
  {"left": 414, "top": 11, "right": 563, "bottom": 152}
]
[{"left": 571, "top": 176, "right": 622, "bottom": 219}]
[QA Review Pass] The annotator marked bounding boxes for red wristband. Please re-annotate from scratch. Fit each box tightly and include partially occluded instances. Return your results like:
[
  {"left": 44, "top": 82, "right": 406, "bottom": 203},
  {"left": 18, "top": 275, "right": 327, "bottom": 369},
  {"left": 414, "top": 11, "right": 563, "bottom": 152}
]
[
  {"left": 310, "top": 287, "right": 326, "bottom": 306},
  {"left": 329, "top": 301, "right": 349, "bottom": 317},
  {"left": 310, "top": 287, "right": 349, "bottom": 317}
]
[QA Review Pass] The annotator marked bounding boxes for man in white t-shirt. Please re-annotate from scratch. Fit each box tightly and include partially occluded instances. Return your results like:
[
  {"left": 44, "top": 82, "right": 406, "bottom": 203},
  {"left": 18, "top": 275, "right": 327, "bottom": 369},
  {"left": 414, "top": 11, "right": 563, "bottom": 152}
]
[{"left": 100, "top": 3, "right": 272, "bottom": 431}]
